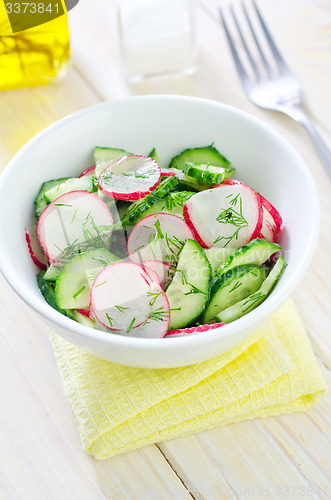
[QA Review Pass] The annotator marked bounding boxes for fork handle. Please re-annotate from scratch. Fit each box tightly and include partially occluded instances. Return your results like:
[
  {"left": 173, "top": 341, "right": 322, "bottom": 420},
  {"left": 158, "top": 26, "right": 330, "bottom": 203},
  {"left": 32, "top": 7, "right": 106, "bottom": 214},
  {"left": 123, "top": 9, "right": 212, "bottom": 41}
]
[{"left": 279, "top": 104, "right": 331, "bottom": 179}]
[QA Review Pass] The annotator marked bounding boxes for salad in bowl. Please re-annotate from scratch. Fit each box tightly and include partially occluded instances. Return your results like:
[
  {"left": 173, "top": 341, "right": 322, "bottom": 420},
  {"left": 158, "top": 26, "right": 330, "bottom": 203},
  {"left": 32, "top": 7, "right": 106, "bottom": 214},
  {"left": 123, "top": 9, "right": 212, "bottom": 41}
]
[
  {"left": 29, "top": 142, "right": 285, "bottom": 339},
  {"left": 0, "top": 96, "right": 319, "bottom": 367}
]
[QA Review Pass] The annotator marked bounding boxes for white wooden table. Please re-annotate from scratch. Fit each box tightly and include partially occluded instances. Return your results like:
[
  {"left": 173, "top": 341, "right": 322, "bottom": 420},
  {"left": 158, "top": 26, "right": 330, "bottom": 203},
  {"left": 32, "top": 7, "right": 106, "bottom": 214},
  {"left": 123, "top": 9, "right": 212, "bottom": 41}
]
[{"left": 0, "top": 0, "right": 330, "bottom": 498}]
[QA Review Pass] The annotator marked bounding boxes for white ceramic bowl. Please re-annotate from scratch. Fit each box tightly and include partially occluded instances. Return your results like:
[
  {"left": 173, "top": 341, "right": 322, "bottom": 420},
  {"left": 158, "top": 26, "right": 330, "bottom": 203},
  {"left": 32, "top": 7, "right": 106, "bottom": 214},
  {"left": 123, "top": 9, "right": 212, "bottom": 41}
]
[{"left": 0, "top": 95, "right": 320, "bottom": 368}]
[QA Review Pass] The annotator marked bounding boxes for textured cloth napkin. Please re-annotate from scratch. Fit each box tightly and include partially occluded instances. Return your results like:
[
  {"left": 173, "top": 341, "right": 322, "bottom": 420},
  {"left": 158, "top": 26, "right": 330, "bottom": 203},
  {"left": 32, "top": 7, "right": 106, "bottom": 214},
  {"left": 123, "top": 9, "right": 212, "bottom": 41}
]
[{"left": 51, "top": 299, "right": 327, "bottom": 460}]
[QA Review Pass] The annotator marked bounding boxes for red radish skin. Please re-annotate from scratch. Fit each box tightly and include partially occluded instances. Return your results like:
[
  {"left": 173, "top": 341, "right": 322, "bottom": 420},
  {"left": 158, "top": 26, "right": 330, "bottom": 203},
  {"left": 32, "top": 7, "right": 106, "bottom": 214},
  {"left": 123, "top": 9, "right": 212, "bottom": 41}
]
[
  {"left": 223, "top": 179, "right": 280, "bottom": 241},
  {"left": 182, "top": 204, "right": 209, "bottom": 248},
  {"left": 141, "top": 263, "right": 163, "bottom": 286},
  {"left": 160, "top": 170, "right": 177, "bottom": 177},
  {"left": 259, "top": 193, "right": 282, "bottom": 237},
  {"left": 165, "top": 323, "right": 225, "bottom": 337},
  {"left": 90, "top": 262, "right": 170, "bottom": 338},
  {"left": 142, "top": 260, "right": 174, "bottom": 288},
  {"left": 127, "top": 213, "right": 196, "bottom": 265},
  {"left": 183, "top": 184, "right": 263, "bottom": 248},
  {"left": 79, "top": 166, "right": 95, "bottom": 177},
  {"left": 37, "top": 190, "right": 114, "bottom": 263},
  {"left": 221, "top": 178, "right": 241, "bottom": 186},
  {"left": 259, "top": 205, "right": 277, "bottom": 242},
  {"left": 98, "top": 155, "right": 161, "bottom": 201},
  {"left": 77, "top": 308, "right": 91, "bottom": 318},
  {"left": 222, "top": 179, "right": 263, "bottom": 241},
  {"left": 25, "top": 228, "right": 47, "bottom": 270}
]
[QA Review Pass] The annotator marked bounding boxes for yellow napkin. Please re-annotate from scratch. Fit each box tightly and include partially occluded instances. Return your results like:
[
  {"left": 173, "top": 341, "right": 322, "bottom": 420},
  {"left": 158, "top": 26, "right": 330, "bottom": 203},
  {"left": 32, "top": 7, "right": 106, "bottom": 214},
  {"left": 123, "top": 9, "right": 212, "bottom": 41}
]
[{"left": 51, "top": 299, "right": 327, "bottom": 460}]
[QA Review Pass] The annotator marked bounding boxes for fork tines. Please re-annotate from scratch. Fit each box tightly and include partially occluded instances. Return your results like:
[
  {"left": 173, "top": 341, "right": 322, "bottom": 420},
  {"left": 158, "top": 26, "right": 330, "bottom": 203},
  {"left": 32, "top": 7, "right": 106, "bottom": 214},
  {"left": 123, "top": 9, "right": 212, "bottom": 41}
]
[{"left": 220, "top": 1, "right": 289, "bottom": 85}]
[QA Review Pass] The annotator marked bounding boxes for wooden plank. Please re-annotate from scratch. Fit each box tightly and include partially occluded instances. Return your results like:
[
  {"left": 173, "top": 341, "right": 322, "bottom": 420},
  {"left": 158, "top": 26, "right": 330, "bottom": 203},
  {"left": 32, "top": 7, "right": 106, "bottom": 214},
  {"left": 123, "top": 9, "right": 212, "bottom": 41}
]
[
  {"left": 157, "top": 388, "right": 331, "bottom": 499},
  {"left": 0, "top": 274, "right": 193, "bottom": 500}
]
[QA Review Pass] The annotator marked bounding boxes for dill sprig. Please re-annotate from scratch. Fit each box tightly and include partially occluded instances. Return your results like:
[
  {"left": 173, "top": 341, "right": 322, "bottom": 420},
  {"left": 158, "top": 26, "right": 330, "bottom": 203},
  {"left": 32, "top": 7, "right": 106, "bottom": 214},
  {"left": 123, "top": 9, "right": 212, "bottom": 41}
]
[
  {"left": 213, "top": 195, "right": 248, "bottom": 247},
  {"left": 165, "top": 191, "right": 194, "bottom": 211},
  {"left": 72, "top": 285, "right": 86, "bottom": 299},
  {"left": 147, "top": 291, "right": 163, "bottom": 306},
  {"left": 242, "top": 291, "right": 264, "bottom": 313},
  {"left": 144, "top": 307, "right": 170, "bottom": 324},
  {"left": 154, "top": 219, "right": 164, "bottom": 240},
  {"left": 115, "top": 305, "right": 129, "bottom": 313},
  {"left": 184, "top": 283, "right": 208, "bottom": 296},
  {"left": 56, "top": 212, "right": 112, "bottom": 264},
  {"left": 126, "top": 317, "right": 136, "bottom": 333},
  {"left": 229, "top": 281, "right": 242, "bottom": 293},
  {"left": 105, "top": 313, "right": 114, "bottom": 327}
]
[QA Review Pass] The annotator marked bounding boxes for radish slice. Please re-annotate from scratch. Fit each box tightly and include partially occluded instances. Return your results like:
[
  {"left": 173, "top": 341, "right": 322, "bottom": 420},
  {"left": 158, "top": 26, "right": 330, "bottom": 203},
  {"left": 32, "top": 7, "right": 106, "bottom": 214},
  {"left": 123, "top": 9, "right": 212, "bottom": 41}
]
[
  {"left": 165, "top": 322, "right": 225, "bottom": 337},
  {"left": 221, "top": 178, "right": 241, "bottom": 186},
  {"left": 90, "top": 262, "right": 170, "bottom": 338},
  {"left": 142, "top": 260, "right": 174, "bottom": 289},
  {"left": 259, "top": 194, "right": 282, "bottom": 237},
  {"left": 25, "top": 225, "right": 48, "bottom": 270},
  {"left": 129, "top": 310, "right": 170, "bottom": 338},
  {"left": 183, "top": 184, "right": 263, "bottom": 248},
  {"left": 223, "top": 180, "right": 282, "bottom": 239},
  {"left": 77, "top": 308, "right": 91, "bottom": 318},
  {"left": 127, "top": 213, "right": 196, "bottom": 266},
  {"left": 79, "top": 166, "right": 95, "bottom": 178},
  {"left": 259, "top": 206, "right": 277, "bottom": 242},
  {"left": 98, "top": 155, "right": 161, "bottom": 201},
  {"left": 223, "top": 179, "right": 280, "bottom": 241},
  {"left": 37, "top": 191, "right": 113, "bottom": 264},
  {"left": 160, "top": 170, "right": 177, "bottom": 177}
]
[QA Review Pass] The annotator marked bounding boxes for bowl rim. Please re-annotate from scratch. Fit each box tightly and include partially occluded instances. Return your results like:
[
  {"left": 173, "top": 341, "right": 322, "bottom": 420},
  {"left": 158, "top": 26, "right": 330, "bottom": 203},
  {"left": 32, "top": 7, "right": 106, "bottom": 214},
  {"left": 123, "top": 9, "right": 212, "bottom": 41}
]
[{"left": 0, "top": 94, "right": 320, "bottom": 352}]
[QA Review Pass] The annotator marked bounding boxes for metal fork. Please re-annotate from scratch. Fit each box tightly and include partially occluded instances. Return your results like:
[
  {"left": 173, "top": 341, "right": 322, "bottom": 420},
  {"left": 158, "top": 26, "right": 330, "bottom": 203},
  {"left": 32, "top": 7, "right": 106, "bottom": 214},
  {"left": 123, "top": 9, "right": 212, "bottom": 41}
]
[{"left": 220, "top": 1, "right": 331, "bottom": 178}]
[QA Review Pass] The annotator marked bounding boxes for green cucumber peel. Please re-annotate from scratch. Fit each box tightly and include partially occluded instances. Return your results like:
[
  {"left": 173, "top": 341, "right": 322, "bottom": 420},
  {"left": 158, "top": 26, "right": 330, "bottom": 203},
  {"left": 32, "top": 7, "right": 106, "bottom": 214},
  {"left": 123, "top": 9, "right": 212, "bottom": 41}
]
[
  {"left": 183, "top": 162, "right": 235, "bottom": 185},
  {"left": 215, "top": 238, "right": 282, "bottom": 276},
  {"left": 169, "top": 144, "right": 231, "bottom": 171},
  {"left": 121, "top": 176, "right": 179, "bottom": 227},
  {"left": 216, "top": 257, "right": 286, "bottom": 323}
]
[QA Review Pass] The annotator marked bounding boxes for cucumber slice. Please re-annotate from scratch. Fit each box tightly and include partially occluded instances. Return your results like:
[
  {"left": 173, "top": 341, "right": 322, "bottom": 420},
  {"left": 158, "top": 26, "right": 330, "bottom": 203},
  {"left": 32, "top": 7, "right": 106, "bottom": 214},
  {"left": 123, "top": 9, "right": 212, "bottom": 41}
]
[
  {"left": 215, "top": 238, "right": 281, "bottom": 276},
  {"left": 166, "top": 239, "right": 211, "bottom": 329},
  {"left": 164, "top": 191, "right": 195, "bottom": 212},
  {"left": 204, "top": 246, "right": 236, "bottom": 278},
  {"left": 94, "top": 146, "right": 132, "bottom": 177},
  {"left": 111, "top": 201, "right": 131, "bottom": 224},
  {"left": 108, "top": 229, "right": 129, "bottom": 259},
  {"left": 202, "top": 264, "right": 267, "bottom": 324},
  {"left": 148, "top": 147, "right": 161, "bottom": 165},
  {"left": 216, "top": 257, "right": 286, "bottom": 323},
  {"left": 183, "top": 162, "right": 235, "bottom": 185},
  {"left": 71, "top": 309, "right": 96, "bottom": 328},
  {"left": 55, "top": 248, "right": 120, "bottom": 309},
  {"left": 34, "top": 177, "right": 70, "bottom": 218},
  {"left": 44, "top": 176, "right": 95, "bottom": 203},
  {"left": 169, "top": 144, "right": 230, "bottom": 171},
  {"left": 37, "top": 271, "right": 75, "bottom": 319},
  {"left": 130, "top": 190, "right": 195, "bottom": 224},
  {"left": 44, "top": 263, "right": 63, "bottom": 281},
  {"left": 121, "top": 176, "right": 179, "bottom": 227},
  {"left": 161, "top": 167, "right": 213, "bottom": 192},
  {"left": 174, "top": 181, "right": 199, "bottom": 193}
]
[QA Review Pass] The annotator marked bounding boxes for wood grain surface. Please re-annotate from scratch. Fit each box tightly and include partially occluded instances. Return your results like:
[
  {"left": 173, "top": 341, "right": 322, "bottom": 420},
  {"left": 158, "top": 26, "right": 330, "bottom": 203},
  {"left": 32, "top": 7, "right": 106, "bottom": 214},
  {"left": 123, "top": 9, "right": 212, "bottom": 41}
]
[{"left": 0, "top": 0, "right": 330, "bottom": 498}]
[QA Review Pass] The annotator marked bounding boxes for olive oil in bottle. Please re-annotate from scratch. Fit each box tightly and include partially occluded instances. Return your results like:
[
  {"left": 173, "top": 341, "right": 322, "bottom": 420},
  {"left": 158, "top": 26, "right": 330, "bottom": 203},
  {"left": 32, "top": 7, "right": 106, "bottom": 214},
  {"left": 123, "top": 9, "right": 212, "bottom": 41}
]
[{"left": 0, "top": 0, "right": 70, "bottom": 90}]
